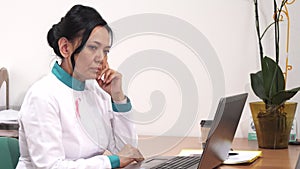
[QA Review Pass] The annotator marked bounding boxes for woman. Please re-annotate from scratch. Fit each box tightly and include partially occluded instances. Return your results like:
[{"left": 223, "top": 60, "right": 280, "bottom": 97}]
[{"left": 16, "top": 4, "right": 143, "bottom": 169}]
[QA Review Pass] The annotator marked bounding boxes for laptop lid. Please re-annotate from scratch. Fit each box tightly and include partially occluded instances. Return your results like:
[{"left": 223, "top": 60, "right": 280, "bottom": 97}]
[
  {"left": 295, "top": 154, "right": 300, "bottom": 169},
  {"left": 197, "top": 93, "right": 248, "bottom": 169}
]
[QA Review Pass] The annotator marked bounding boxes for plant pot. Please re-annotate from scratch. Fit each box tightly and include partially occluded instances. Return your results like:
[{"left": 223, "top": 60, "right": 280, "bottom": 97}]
[{"left": 249, "top": 101, "right": 297, "bottom": 149}]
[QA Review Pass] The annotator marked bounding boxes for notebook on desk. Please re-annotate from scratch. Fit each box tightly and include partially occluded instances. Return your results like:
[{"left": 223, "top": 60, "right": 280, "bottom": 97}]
[{"left": 125, "top": 93, "right": 248, "bottom": 169}]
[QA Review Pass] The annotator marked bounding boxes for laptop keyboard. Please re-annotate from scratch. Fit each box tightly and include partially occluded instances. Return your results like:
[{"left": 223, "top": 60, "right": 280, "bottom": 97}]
[{"left": 150, "top": 156, "right": 201, "bottom": 169}]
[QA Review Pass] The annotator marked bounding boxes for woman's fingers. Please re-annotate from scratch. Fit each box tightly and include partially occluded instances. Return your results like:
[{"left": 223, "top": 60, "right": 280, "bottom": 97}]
[
  {"left": 117, "top": 144, "right": 145, "bottom": 167},
  {"left": 97, "top": 66, "right": 109, "bottom": 80},
  {"left": 99, "top": 68, "right": 122, "bottom": 85}
]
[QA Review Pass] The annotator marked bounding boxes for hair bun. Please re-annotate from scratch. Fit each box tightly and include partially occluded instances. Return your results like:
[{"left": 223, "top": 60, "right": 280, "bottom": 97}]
[{"left": 47, "top": 22, "right": 62, "bottom": 57}]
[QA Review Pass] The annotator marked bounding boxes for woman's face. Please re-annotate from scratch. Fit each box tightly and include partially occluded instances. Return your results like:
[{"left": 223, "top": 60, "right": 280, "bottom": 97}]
[{"left": 73, "top": 26, "right": 110, "bottom": 81}]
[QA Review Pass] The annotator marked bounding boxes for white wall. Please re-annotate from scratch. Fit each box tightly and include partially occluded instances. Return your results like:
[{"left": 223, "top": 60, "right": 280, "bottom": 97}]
[{"left": 0, "top": 0, "right": 299, "bottom": 138}]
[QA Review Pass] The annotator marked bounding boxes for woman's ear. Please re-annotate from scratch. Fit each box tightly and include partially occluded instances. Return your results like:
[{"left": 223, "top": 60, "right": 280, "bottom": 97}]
[{"left": 58, "top": 37, "right": 72, "bottom": 58}]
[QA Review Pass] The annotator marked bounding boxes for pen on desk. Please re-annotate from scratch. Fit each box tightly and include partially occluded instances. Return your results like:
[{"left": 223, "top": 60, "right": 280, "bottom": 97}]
[{"left": 228, "top": 152, "right": 239, "bottom": 156}]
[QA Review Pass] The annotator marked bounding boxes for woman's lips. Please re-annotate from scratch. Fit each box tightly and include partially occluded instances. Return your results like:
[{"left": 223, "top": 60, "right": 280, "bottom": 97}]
[{"left": 89, "top": 67, "right": 101, "bottom": 73}]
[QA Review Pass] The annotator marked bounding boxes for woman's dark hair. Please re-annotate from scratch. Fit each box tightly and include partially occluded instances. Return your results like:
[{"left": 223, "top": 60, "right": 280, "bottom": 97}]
[{"left": 47, "top": 4, "right": 113, "bottom": 68}]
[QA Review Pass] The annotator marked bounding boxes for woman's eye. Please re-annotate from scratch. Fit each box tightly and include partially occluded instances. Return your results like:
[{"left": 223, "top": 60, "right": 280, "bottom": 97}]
[
  {"left": 104, "top": 50, "right": 110, "bottom": 55},
  {"left": 88, "top": 45, "right": 98, "bottom": 51}
]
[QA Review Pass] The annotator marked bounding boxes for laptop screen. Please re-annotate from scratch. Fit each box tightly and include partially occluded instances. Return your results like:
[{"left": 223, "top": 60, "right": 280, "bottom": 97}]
[{"left": 197, "top": 93, "right": 248, "bottom": 169}]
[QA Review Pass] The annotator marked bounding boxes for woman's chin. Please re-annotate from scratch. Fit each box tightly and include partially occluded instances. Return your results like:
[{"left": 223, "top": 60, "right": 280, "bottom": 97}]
[{"left": 90, "top": 74, "right": 99, "bottom": 80}]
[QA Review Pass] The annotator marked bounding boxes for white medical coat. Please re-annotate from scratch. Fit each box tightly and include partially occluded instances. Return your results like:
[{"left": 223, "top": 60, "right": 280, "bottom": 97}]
[{"left": 16, "top": 68, "right": 137, "bottom": 169}]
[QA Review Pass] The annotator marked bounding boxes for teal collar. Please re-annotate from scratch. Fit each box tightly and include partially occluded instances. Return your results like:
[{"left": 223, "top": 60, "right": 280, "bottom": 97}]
[{"left": 51, "top": 62, "right": 85, "bottom": 91}]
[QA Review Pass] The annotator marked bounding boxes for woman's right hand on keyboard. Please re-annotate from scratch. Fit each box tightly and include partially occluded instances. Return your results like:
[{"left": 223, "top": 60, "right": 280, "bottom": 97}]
[{"left": 117, "top": 144, "right": 145, "bottom": 167}]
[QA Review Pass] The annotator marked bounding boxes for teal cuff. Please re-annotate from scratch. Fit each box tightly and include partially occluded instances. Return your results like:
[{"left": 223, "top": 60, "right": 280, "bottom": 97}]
[
  {"left": 111, "top": 96, "right": 132, "bottom": 112},
  {"left": 108, "top": 155, "right": 120, "bottom": 168}
]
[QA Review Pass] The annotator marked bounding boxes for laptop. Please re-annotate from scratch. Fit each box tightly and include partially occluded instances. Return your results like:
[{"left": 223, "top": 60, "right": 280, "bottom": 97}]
[
  {"left": 295, "top": 154, "right": 300, "bottom": 169},
  {"left": 125, "top": 93, "right": 248, "bottom": 169}
]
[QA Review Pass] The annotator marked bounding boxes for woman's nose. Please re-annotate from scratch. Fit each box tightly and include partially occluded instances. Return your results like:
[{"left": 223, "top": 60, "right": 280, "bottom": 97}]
[
  {"left": 96, "top": 55, "right": 108, "bottom": 67},
  {"left": 95, "top": 52, "right": 105, "bottom": 63}
]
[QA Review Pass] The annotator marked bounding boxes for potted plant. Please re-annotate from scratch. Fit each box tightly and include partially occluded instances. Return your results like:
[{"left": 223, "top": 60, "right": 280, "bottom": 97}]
[{"left": 250, "top": 0, "right": 300, "bottom": 149}]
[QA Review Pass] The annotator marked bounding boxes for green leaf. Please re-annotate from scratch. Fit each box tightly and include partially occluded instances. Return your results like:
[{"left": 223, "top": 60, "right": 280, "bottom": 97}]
[
  {"left": 262, "top": 56, "right": 285, "bottom": 98},
  {"left": 271, "top": 87, "right": 300, "bottom": 105},
  {"left": 250, "top": 71, "right": 268, "bottom": 102}
]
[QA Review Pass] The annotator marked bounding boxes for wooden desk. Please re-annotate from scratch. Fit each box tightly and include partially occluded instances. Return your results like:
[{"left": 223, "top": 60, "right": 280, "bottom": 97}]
[
  {"left": 137, "top": 136, "right": 300, "bottom": 169},
  {"left": 0, "top": 132, "right": 298, "bottom": 168}
]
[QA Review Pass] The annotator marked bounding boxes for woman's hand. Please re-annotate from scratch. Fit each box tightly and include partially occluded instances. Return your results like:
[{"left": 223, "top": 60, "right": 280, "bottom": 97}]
[
  {"left": 96, "top": 64, "right": 126, "bottom": 101},
  {"left": 117, "top": 144, "right": 144, "bottom": 168}
]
